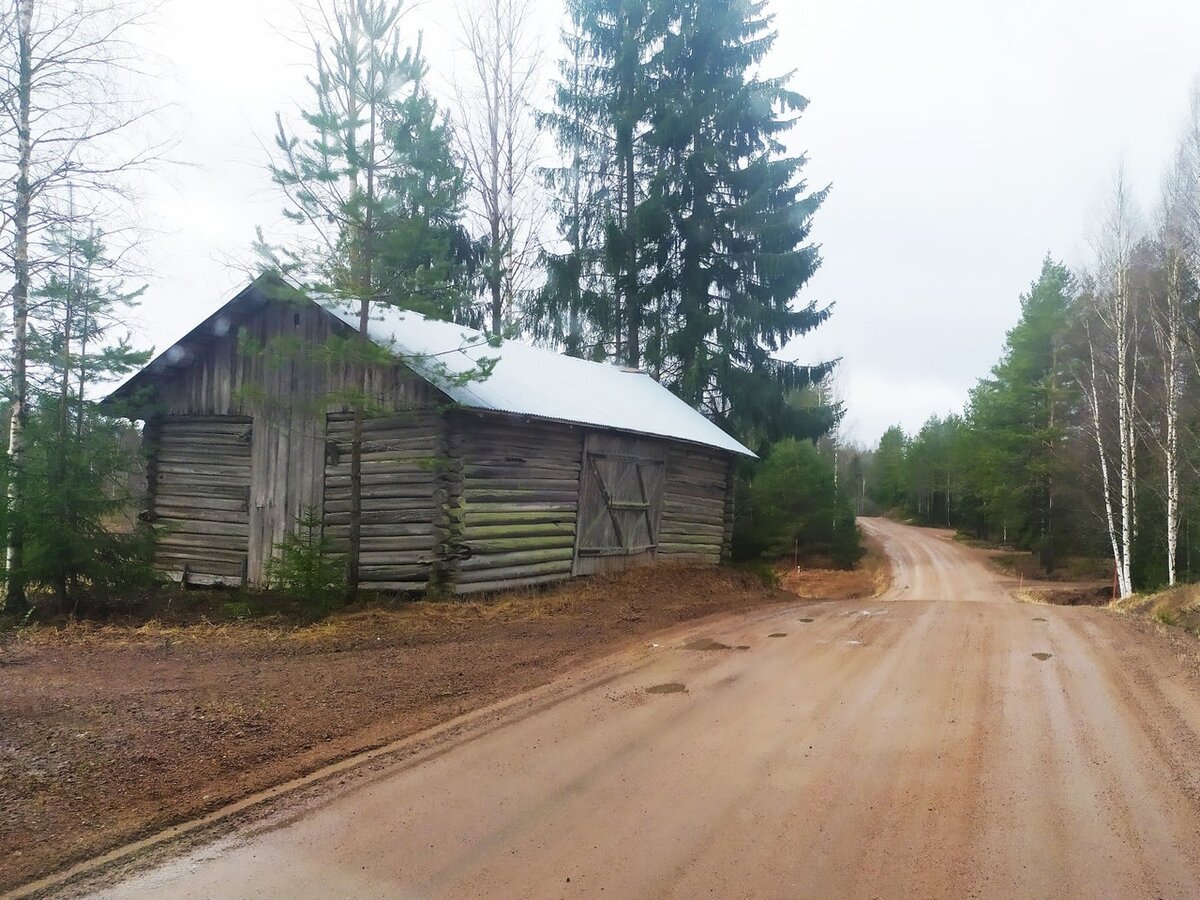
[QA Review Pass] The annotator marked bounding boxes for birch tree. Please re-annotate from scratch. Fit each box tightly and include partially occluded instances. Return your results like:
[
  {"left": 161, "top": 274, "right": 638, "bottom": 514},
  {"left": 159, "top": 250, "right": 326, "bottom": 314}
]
[
  {"left": 453, "top": 0, "right": 545, "bottom": 335},
  {"left": 1155, "top": 80, "right": 1200, "bottom": 587},
  {"left": 1084, "top": 168, "right": 1143, "bottom": 598},
  {"left": 1152, "top": 166, "right": 1192, "bottom": 586},
  {"left": 0, "top": 0, "right": 160, "bottom": 613},
  {"left": 1172, "top": 81, "right": 1200, "bottom": 272}
]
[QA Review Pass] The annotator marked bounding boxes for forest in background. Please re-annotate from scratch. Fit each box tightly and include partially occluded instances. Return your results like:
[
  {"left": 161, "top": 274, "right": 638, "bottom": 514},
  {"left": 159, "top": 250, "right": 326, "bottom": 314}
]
[
  {"left": 0, "top": 0, "right": 857, "bottom": 616},
  {"left": 854, "top": 86, "right": 1200, "bottom": 596}
]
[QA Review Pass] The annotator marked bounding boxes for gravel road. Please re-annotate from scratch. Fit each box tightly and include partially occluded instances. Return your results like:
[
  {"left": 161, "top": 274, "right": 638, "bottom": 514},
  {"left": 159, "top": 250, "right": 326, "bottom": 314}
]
[{"left": 77, "top": 519, "right": 1200, "bottom": 899}]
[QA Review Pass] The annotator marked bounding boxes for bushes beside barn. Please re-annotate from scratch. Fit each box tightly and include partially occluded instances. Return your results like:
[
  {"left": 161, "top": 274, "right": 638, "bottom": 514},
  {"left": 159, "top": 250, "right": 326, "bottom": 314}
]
[{"left": 733, "top": 439, "right": 863, "bottom": 569}]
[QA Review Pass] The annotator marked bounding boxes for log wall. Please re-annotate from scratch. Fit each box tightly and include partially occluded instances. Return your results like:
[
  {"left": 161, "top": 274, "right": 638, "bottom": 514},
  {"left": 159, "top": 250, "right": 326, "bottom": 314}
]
[
  {"left": 138, "top": 292, "right": 739, "bottom": 591},
  {"left": 657, "top": 443, "right": 733, "bottom": 565},
  {"left": 450, "top": 413, "right": 584, "bottom": 594},
  {"left": 150, "top": 300, "right": 438, "bottom": 583},
  {"left": 323, "top": 411, "right": 446, "bottom": 591},
  {"left": 149, "top": 416, "right": 253, "bottom": 586}
]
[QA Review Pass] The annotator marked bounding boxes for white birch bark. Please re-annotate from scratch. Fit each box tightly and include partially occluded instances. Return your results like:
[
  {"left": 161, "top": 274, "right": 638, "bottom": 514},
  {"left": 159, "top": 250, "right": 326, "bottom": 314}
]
[
  {"left": 1088, "top": 167, "right": 1141, "bottom": 598},
  {"left": 1158, "top": 88, "right": 1200, "bottom": 586},
  {"left": 1150, "top": 237, "right": 1184, "bottom": 588},
  {"left": 1164, "top": 260, "right": 1181, "bottom": 587},
  {"left": 1085, "top": 327, "right": 1127, "bottom": 598}
]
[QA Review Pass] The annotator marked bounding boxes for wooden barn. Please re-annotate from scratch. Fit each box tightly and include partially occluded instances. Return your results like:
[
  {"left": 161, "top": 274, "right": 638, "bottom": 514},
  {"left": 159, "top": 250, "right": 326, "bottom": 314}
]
[{"left": 106, "top": 275, "right": 756, "bottom": 593}]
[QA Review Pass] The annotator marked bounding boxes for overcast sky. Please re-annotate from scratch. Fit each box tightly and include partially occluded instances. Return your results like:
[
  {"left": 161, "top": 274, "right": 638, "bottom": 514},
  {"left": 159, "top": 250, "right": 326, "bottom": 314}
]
[{"left": 130, "top": 0, "right": 1200, "bottom": 447}]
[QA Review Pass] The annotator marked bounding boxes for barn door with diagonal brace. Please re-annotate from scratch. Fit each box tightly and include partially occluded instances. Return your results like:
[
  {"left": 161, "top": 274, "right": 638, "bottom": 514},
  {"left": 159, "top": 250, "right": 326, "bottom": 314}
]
[{"left": 574, "top": 433, "right": 666, "bottom": 575}]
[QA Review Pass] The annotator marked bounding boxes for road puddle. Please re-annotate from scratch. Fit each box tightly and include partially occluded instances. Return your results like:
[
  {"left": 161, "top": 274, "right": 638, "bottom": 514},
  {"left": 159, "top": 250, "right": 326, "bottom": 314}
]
[
  {"left": 683, "top": 638, "right": 732, "bottom": 651},
  {"left": 799, "top": 618, "right": 815, "bottom": 623},
  {"left": 646, "top": 682, "right": 687, "bottom": 694},
  {"left": 1032, "top": 652, "right": 1053, "bottom": 661},
  {"left": 1033, "top": 617, "right": 1048, "bottom": 622},
  {"left": 768, "top": 633, "right": 787, "bottom": 638}
]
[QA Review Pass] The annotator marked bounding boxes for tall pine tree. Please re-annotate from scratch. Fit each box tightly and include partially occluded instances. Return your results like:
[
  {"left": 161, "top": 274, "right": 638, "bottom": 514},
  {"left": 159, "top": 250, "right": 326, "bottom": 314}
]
[
  {"left": 969, "top": 257, "right": 1077, "bottom": 566},
  {"left": 263, "top": 0, "right": 477, "bottom": 599}
]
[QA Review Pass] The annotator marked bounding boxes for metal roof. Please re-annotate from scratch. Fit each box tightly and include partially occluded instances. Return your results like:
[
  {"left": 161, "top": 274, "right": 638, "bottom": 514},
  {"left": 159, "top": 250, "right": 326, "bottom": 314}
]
[
  {"left": 108, "top": 277, "right": 755, "bottom": 458},
  {"left": 327, "top": 303, "right": 756, "bottom": 458}
]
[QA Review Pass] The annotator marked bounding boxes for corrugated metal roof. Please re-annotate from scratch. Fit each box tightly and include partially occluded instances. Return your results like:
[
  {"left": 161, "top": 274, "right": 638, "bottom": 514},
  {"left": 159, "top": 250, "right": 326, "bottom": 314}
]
[{"left": 328, "top": 303, "right": 756, "bottom": 458}]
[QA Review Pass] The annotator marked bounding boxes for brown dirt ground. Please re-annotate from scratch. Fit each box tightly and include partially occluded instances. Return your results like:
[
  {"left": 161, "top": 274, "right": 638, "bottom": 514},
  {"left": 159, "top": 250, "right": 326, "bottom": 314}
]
[
  {"left": 61, "top": 518, "right": 1200, "bottom": 899},
  {"left": 0, "top": 565, "right": 795, "bottom": 894},
  {"left": 956, "top": 539, "right": 1112, "bottom": 606},
  {"left": 975, "top": 545, "right": 1114, "bottom": 584},
  {"left": 779, "top": 533, "right": 892, "bottom": 601}
]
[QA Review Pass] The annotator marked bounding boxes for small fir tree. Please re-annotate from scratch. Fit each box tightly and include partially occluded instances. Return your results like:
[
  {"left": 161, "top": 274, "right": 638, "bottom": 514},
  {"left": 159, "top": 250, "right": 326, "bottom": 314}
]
[{"left": 265, "top": 506, "right": 344, "bottom": 614}]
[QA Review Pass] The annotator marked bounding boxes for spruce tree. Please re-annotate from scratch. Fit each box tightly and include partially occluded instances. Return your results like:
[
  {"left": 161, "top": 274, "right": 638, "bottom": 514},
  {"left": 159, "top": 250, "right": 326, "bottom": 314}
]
[
  {"left": 534, "top": 25, "right": 616, "bottom": 359},
  {"left": 544, "top": 0, "right": 833, "bottom": 444},
  {"left": 16, "top": 224, "right": 153, "bottom": 611},
  {"left": 545, "top": 0, "right": 667, "bottom": 365},
  {"left": 648, "top": 0, "right": 831, "bottom": 442}
]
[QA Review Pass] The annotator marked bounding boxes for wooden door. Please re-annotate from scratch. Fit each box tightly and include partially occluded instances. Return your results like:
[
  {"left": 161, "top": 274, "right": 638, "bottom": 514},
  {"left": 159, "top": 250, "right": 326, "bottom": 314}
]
[
  {"left": 151, "top": 416, "right": 253, "bottom": 586},
  {"left": 573, "top": 433, "right": 666, "bottom": 575}
]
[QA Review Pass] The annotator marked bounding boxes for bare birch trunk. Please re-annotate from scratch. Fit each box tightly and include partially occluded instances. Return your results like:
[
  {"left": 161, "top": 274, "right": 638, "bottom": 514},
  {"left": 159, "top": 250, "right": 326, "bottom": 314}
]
[
  {"left": 5, "top": 0, "right": 34, "bottom": 613},
  {"left": 1088, "top": 168, "right": 1141, "bottom": 598},
  {"left": 1116, "top": 264, "right": 1134, "bottom": 597},
  {"left": 1086, "top": 329, "right": 1127, "bottom": 597},
  {"left": 1160, "top": 253, "right": 1183, "bottom": 587}
]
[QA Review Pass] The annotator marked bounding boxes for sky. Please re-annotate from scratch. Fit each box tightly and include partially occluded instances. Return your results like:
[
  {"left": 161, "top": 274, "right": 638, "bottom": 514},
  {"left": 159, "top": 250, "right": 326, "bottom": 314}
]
[{"left": 124, "top": 0, "right": 1200, "bottom": 447}]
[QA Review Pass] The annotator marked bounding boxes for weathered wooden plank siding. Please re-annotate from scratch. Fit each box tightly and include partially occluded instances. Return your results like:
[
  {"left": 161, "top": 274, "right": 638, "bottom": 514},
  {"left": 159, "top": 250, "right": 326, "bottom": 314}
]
[
  {"left": 451, "top": 413, "right": 584, "bottom": 594},
  {"left": 150, "top": 301, "right": 438, "bottom": 584},
  {"left": 149, "top": 416, "right": 253, "bottom": 585},
  {"left": 658, "top": 444, "right": 732, "bottom": 565},
  {"left": 323, "top": 411, "right": 445, "bottom": 591},
  {"left": 573, "top": 431, "right": 667, "bottom": 576}
]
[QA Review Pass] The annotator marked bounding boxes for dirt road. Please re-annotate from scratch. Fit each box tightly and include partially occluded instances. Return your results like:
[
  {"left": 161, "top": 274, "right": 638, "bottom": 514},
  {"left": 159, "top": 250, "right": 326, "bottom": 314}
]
[{"left": 67, "top": 520, "right": 1200, "bottom": 898}]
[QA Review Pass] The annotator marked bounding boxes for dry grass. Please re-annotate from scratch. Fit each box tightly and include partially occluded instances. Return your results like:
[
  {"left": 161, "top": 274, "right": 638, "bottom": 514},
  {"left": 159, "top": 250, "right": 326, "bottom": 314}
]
[
  {"left": 1111, "top": 584, "right": 1200, "bottom": 636},
  {"left": 1, "top": 569, "right": 777, "bottom": 660}
]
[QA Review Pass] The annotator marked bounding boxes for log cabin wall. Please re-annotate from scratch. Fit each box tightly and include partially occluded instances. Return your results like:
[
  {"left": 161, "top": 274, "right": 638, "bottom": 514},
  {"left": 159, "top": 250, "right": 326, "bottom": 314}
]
[
  {"left": 147, "top": 300, "right": 438, "bottom": 584},
  {"left": 148, "top": 416, "right": 254, "bottom": 585},
  {"left": 135, "top": 289, "right": 742, "bottom": 592},
  {"left": 449, "top": 413, "right": 584, "bottom": 594},
  {"left": 323, "top": 411, "right": 446, "bottom": 592},
  {"left": 657, "top": 444, "right": 733, "bottom": 565}
]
